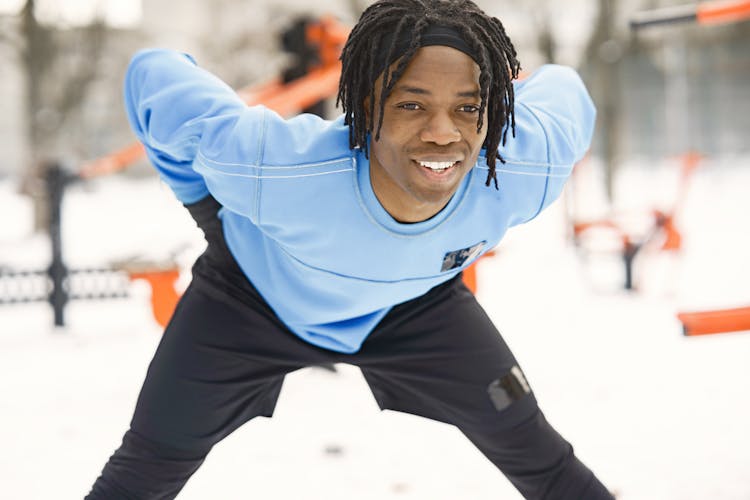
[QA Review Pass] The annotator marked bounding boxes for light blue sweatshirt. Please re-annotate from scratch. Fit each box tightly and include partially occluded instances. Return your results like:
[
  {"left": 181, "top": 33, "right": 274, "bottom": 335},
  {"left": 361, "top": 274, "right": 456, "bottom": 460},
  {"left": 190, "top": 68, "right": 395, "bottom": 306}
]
[{"left": 124, "top": 49, "right": 595, "bottom": 353}]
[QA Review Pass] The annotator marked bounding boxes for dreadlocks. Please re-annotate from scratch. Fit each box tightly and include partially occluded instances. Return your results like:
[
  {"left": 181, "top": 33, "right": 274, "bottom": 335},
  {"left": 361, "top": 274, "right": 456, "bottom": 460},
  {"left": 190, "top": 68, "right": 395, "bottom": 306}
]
[{"left": 337, "top": 0, "right": 521, "bottom": 189}]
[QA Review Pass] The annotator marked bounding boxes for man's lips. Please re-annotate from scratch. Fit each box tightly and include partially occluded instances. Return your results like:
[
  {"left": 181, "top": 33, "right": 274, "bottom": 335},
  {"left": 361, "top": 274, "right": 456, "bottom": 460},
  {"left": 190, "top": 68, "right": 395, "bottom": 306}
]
[
  {"left": 412, "top": 159, "right": 461, "bottom": 177},
  {"left": 412, "top": 157, "right": 464, "bottom": 172},
  {"left": 412, "top": 155, "right": 464, "bottom": 163}
]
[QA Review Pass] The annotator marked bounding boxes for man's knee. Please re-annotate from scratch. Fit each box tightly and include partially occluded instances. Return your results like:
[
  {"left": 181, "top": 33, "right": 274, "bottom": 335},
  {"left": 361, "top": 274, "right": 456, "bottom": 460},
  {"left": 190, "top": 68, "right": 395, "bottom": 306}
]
[
  {"left": 463, "top": 404, "right": 570, "bottom": 469},
  {"left": 461, "top": 409, "right": 612, "bottom": 500},
  {"left": 86, "top": 430, "right": 208, "bottom": 500}
]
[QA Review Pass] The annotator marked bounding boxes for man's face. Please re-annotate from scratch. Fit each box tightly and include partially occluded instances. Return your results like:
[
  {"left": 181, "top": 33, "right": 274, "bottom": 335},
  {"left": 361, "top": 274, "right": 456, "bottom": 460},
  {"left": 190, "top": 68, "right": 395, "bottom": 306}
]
[{"left": 367, "top": 45, "right": 487, "bottom": 223}]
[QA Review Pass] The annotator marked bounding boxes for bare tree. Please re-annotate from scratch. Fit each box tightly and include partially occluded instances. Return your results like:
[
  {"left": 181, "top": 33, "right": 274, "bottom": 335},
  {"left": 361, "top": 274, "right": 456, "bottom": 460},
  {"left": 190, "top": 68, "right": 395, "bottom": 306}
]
[
  {"left": 3, "top": 0, "right": 108, "bottom": 231},
  {"left": 497, "top": 0, "right": 625, "bottom": 199},
  {"left": 580, "top": 0, "right": 626, "bottom": 200}
]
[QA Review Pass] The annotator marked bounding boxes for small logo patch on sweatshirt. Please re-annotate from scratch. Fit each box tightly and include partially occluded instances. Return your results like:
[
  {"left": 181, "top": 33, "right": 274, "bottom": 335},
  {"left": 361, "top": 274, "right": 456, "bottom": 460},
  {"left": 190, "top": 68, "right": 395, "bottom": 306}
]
[{"left": 441, "top": 241, "right": 486, "bottom": 272}]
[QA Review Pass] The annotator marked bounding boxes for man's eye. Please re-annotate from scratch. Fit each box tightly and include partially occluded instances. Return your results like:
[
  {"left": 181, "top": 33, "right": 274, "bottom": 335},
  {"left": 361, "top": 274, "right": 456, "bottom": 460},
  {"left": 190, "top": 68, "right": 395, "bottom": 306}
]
[
  {"left": 459, "top": 105, "right": 480, "bottom": 113},
  {"left": 397, "top": 103, "right": 422, "bottom": 111}
]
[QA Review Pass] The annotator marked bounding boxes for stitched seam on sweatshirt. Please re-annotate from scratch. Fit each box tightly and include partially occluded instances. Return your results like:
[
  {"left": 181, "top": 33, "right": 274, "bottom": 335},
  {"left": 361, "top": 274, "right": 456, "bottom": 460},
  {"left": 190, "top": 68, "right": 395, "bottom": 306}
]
[
  {"left": 194, "top": 159, "right": 353, "bottom": 179},
  {"left": 196, "top": 152, "right": 351, "bottom": 170},
  {"left": 516, "top": 101, "right": 552, "bottom": 223}
]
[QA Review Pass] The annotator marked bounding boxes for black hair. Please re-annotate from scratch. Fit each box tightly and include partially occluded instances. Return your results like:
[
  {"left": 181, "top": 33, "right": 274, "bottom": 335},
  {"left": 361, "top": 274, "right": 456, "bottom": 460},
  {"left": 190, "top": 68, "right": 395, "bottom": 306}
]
[{"left": 336, "top": 0, "right": 521, "bottom": 188}]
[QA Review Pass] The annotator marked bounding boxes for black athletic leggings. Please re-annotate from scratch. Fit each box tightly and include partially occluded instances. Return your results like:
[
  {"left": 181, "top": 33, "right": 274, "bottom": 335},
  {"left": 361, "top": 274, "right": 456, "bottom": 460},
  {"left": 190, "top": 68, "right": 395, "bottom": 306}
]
[{"left": 86, "top": 196, "right": 613, "bottom": 500}]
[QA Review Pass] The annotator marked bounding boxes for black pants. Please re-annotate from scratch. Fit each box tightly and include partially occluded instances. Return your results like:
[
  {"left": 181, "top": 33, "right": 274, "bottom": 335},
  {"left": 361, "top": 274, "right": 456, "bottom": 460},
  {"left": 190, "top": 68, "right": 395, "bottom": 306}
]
[{"left": 86, "top": 197, "right": 613, "bottom": 500}]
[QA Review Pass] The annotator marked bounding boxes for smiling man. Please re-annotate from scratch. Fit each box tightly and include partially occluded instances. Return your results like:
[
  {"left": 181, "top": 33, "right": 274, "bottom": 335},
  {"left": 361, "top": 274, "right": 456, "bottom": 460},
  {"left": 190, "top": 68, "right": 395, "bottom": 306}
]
[
  {"left": 87, "top": 1, "right": 612, "bottom": 499},
  {"left": 368, "top": 43, "right": 486, "bottom": 222}
]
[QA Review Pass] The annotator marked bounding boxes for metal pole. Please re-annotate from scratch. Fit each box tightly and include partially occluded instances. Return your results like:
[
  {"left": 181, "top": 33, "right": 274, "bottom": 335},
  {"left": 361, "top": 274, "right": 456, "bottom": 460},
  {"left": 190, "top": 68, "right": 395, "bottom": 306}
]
[
  {"left": 630, "top": 1, "right": 750, "bottom": 30},
  {"left": 46, "top": 162, "right": 68, "bottom": 327},
  {"left": 623, "top": 241, "right": 639, "bottom": 291},
  {"left": 630, "top": 4, "right": 697, "bottom": 30}
]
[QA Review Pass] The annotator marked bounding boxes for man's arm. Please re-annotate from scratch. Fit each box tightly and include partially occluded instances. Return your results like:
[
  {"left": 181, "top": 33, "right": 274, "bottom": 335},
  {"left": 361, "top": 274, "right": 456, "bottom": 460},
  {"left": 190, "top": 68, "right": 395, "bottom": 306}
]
[
  {"left": 124, "top": 49, "right": 263, "bottom": 219},
  {"left": 502, "top": 65, "right": 596, "bottom": 221}
]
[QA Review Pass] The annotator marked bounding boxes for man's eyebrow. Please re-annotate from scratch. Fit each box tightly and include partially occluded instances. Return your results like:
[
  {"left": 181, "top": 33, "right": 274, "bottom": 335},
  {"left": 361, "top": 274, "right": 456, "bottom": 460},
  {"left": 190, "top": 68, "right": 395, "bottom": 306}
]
[{"left": 394, "top": 86, "right": 480, "bottom": 98}]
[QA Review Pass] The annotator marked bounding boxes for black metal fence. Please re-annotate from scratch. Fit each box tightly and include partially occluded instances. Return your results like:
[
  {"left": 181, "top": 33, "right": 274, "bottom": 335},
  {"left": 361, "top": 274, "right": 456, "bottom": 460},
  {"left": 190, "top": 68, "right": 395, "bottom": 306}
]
[{"left": 0, "top": 163, "right": 130, "bottom": 326}]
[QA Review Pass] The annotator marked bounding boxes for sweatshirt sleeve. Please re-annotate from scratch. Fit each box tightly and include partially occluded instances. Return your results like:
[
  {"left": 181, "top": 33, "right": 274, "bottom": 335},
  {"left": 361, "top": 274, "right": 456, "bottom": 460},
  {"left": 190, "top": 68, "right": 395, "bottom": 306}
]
[
  {"left": 502, "top": 65, "right": 596, "bottom": 223},
  {"left": 124, "top": 48, "right": 262, "bottom": 216}
]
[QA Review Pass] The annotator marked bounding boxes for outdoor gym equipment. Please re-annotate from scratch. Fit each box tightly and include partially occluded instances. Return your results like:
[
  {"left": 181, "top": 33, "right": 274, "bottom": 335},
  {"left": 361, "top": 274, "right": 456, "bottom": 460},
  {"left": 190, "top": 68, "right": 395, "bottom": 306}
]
[
  {"left": 0, "top": 16, "right": 348, "bottom": 328},
  {"left": 630, "top": 0, "right": 750, "bottom": 336},
  {"left": 571, "top": 152, "right": 700, "bottom": 291},
  {"left": 0, "top": 161, "right": 189, "bottom": 327},
  {"left": 79, "top": 15, "right": 348, "bottom": 180},
  {"left": 630, "top": 0, "right": 750, "bottom": 29},
  {"left": 677, "top": 307, "right": 750, "bottom": 336}
]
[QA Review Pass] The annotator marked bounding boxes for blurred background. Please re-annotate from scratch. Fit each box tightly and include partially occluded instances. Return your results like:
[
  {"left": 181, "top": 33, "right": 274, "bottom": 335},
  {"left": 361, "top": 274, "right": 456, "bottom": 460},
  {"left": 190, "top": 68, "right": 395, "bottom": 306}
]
[
  {"left": 0, "top": 0, "right": 749, "bottom": 197},
  {"left": 0, "top": 1, "right": 749, "bottom": 499}
]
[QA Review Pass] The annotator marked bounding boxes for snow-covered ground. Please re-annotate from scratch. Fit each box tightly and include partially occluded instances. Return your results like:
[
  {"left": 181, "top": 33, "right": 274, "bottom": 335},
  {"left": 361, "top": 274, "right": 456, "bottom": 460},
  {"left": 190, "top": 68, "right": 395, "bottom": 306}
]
[{"left": 1, "top": 157, "right": 749, "bottom": 499}]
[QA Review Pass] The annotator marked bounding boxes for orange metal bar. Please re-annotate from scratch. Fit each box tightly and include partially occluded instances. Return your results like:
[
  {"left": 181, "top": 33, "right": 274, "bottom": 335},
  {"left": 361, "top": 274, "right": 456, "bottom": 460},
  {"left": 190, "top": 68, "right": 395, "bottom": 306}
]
[
  {"left": 79, "top": 16, "right": 350, "bottom": 179},
  {"left": 655, "top": 151, "right": 701, "bottom": 251},
  {"left": 573, "top": 220, "right": 620, "bottom": 237},
  {"left": 306, "top": 15, "right": 350, "bottom": 67},
  {"left": 630, "top": 0, "right": 750, "bottom": 29},
  {"left": 461, "top": 251, "right": 496, "bottom": 294},
  {"left": 462, "top": 265, "right": 479, "bottom": 293},
  {"left": 129, "top": 269, "right": 182, "bottom": 329},
  {"left": 78, "top": 142, "right": 146, "bottom": 179},
  {"left": 131, "top": 241, "right": 492, "bottom": 324},
  {"left": 79, "top": 67, "right": 341, "bottom": 179},
  {"left": 697, "top": 0, "right": 750, "bottom": 24},
  {"left": 672, "top": 152, "right": 702, "bottom": 216},
  {"left": 235, "top": 77, "right": 284, "bottom": 104},
  {"left": 677, "top": 306, "right": 750, "bottom": 336},
  {"left": 261, "top": 64, "right": 342, "bottom": 115}
]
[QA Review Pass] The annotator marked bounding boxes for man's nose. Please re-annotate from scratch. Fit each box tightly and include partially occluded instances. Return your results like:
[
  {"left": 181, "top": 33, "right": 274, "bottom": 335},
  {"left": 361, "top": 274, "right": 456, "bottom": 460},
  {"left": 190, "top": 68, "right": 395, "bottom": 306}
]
[{"left": 419, "top": 111, "right": 461, "bottom": 145}]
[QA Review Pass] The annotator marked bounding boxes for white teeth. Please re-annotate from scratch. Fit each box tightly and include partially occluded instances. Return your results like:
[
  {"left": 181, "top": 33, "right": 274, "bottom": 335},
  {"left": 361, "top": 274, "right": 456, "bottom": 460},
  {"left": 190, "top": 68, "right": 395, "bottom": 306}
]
[{"left": 418, "top": 161, "right": 457, "bottom": 171}]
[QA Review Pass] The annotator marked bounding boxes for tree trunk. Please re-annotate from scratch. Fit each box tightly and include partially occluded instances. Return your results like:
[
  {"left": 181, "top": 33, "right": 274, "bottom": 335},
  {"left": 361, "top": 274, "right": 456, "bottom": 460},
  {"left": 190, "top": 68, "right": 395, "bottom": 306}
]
[
  {"left": 19, "top": 0, "right": 55, "bottom": 232},
  {"left": 17, "top": 0, "right": 105, "bottom": 232},
  {"left": 582, "top": 0, "right": 624, "bottom": 201}
]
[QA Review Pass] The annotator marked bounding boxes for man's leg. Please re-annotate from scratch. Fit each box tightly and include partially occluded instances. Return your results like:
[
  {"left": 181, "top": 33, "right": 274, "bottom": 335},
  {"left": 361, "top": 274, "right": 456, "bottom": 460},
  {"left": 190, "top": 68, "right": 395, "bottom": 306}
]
[
  {"left": 86, "top": 269, "right": 327, "bottom": 499},
  {"left": 357, "top": 276, "right": 613, "bottom": 500}
]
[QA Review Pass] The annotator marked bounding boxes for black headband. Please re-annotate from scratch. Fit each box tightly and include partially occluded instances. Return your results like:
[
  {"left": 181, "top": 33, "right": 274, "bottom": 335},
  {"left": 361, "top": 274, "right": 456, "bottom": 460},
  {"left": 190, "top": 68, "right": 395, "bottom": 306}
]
[{"left": 374, "top": 24, "right": 479, "bottom": 77}]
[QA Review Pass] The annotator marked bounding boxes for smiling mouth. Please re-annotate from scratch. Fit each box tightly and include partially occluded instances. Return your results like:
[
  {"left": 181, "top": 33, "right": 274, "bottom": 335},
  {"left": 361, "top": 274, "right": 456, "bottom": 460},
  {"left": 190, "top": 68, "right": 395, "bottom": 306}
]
[{"left": 415, "top": 160, "right": 460, "bottom": 172}]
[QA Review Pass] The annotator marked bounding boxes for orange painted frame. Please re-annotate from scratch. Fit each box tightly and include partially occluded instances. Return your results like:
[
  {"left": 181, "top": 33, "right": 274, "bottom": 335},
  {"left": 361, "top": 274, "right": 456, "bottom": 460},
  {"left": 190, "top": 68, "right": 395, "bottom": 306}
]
[
  {"left": 677, "top": 307, "right": 750, "bottom": 336},
  {"left": 680, "top": 1, "right": 750, "bottom": 336},
  {"left": 696, "top": 0, "right": 750, "bottom": 24}
]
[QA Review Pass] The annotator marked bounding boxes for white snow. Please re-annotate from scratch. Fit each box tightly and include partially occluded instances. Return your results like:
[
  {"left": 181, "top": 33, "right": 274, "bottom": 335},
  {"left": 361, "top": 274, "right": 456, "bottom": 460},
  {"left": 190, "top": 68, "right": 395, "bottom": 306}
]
[{"left": 1, "top": 157, "right": 749, "bottom": 499}]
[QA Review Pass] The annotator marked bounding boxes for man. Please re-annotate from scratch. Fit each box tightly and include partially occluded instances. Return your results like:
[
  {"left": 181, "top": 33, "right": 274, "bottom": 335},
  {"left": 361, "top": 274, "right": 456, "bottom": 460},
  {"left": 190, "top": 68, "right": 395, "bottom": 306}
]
[{"left": 87, "top": 0, "right": 612, "bottom": 498}]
